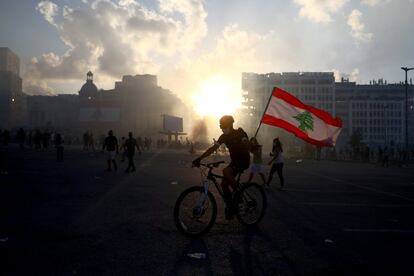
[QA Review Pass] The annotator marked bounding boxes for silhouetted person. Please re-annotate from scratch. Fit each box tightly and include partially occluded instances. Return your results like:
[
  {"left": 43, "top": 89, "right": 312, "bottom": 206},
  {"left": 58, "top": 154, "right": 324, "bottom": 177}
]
[
  {"left": 102, "top": 130, "right": 118, "bottom": 172},
  {"left": 248, "top": 137, "right": 266, "bottom": 184},
  {"left": 83, "top": 131, "right": 89, "bottom": 150},
  {"left": 34, "top": 130, "right": 41, "bottom": 149},
  {"left": 382, "top": 146, "right": 389, "bottom": 168},
  {"left": 137, "top": 136, "right": 143, "bottom": 151},
  {"left": 28, "top": 130, "right": 33, "bottom": 148},
  {"left": 267, "top": 138, "right": 284, "bottom": 189},
  {"left": 54, "top": 133, "right": 64, "bottom": 162},
  {"left": 88, "top": 132, "right": 95, "bottom": 151},
  {"left": 17, "top": 128, "right": 26, "bottom": 150},
  {"left": 192, "top": 115, "right": 250, "bottom": 220},
  {"left": 3, "top": 130, "right": 10, "bottom": 146},
  {"left": 124, "top": 132, "right": 141, "bottom": 173},
  {"left": 42, "top": 131, "right": 50, "bottom": 149},
  {"left": 377, "top": 146, "right": 383, "bottom": 164},
  {"left": 120, "top": 137, "right": 126, "bottom": 162},
  {"left": 316, "top": 146, "right": 321, "bottom": 160}
]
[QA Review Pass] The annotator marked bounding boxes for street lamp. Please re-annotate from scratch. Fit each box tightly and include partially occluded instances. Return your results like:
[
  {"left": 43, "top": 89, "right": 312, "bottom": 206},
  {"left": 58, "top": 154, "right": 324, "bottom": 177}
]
[{"left": 401, "top": 67, "right": 414, "bottom": 153}]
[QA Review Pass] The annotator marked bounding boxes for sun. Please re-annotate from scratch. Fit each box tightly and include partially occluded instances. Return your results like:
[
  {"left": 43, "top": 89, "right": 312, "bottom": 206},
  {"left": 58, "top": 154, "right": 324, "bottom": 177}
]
[{"left": 192, "top": 76, "right": 242, "bottom": 118}]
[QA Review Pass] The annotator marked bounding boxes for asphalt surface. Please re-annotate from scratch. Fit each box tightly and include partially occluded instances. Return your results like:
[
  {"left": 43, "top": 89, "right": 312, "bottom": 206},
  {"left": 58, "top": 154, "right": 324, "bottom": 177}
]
[{"left": 1, "top": 145, "right": 414, "bottom": 275}]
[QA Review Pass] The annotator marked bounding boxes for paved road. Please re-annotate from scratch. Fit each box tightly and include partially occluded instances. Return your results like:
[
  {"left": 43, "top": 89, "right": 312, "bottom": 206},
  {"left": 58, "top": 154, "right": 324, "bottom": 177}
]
[{"left": 1, "top": 146, "right": 414, "bottom": 275}]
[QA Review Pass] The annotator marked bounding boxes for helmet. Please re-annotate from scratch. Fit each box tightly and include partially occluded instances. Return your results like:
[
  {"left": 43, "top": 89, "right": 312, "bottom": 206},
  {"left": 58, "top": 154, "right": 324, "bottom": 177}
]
[{"left": 219, "top": 115, "right": 234, "bottom": 128}]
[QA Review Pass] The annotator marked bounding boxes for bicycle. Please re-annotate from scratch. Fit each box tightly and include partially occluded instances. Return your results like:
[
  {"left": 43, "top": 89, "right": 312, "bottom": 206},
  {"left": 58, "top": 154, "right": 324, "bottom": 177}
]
[{"left": 174, "top": 161, "right": 267, "bottom": 237}]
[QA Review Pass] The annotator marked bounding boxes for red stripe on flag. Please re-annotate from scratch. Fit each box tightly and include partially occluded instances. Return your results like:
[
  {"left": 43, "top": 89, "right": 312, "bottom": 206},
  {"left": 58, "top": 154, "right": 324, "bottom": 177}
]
[
  {"left": 272, "top": 87, "right": 342, "bottom": 127},
  {"left": 262, "top": 114, "right": 334, "bottom": 147}
]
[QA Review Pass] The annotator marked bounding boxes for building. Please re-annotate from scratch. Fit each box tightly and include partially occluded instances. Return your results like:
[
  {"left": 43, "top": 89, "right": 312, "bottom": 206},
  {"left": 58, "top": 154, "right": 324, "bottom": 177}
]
[
  {"left": 336, "top": 79, "right": 414, "bottom": 149},
  {"left": 0, "top": 47, "right": 26, "bottom": 128},
  {"left": 27, "top": 94, "right": 79, "bottom": 129},
  {"left": 76, "top": 72, "right": 188, "bottom": 136},
  {"left": 241, "top": 72, "right": 414, "bottom": 152},
  {"left": 241, "top": 72, "right": 335, "bottom": 151}
]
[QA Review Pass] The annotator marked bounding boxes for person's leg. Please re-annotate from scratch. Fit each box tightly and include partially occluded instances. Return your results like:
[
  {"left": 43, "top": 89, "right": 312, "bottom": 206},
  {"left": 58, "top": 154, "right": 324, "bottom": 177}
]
[
  {"left": 276, "top": 163, "right": 284, "bottom": 187},
  {"left": 125, "top": 156, "right": 131, "bottom": 172},
  {"left": 112, "top": 159, "right": 117, "bottom": 171},
  {"left": 131, "top": 154, "right": 136, "bottom": 171},
  {"left": 259, "top": 172, "right": 266, "bottom": 184},
  {"left": 106, "top": 159, "right": 111, "bottom": 171},
  {"left": 222, "top": 166, "right": 237, "bottom": 192},
  {"left": 267, "top": 164, "right": 277, "bottom": 185},
  {"left": 248, "top": 172, "right": 254, "bottom": 182},
  {"left": 221, "top": 166, "right": 237, "bottom": 219}
]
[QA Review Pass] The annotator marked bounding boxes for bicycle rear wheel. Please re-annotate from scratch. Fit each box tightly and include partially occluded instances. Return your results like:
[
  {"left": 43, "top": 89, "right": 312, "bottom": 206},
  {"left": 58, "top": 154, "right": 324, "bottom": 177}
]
[
  {"left": 174, "top": 186, "right": 217, "bottom": 237},
  {"left": 236, "top": 182, "right": 267, "bottom": 226}
]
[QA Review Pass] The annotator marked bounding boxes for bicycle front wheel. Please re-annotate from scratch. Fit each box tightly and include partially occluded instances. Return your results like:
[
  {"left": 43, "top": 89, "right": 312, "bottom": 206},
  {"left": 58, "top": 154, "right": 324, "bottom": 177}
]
[
  {"left": 174, "top": 186, "right": 217, "bottom": 237},
  {"left": 236, "top": 182, "right": 267, "bottom": 226}
]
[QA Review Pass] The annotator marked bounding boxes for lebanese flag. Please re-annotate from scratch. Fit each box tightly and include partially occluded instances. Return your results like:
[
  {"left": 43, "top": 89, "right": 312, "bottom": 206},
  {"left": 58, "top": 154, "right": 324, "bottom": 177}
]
[{"left": 262, "top": 87, "right": 342, "bottom": 147}]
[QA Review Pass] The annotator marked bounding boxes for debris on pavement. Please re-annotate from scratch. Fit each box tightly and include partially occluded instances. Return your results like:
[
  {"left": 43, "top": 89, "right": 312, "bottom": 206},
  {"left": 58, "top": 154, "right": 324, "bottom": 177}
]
[
  {"left": 0, "top": 237, "right": 9, "bottom": 242},
  {"left": 187, "top": 252, "right": 207, "bottom": 259}
]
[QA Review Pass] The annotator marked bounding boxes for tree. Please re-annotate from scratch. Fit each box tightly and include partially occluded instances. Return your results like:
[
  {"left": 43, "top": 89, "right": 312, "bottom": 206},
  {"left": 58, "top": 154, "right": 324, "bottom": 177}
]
[{"left": 293, "top": 111, "right": 314, "bottom": 133}]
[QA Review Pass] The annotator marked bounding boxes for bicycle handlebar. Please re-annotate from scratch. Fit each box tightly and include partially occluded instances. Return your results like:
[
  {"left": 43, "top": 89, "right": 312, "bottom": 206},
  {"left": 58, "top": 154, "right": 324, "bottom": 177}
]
[{"left": 200, "top": 161, "right": 225, "bottom": 168}]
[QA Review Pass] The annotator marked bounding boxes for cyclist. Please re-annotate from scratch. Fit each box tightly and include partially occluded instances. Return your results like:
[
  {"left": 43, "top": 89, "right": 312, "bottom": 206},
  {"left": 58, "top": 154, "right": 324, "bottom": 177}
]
[{"left": 192, "top": 115, "right": 250, "bottom": 219}]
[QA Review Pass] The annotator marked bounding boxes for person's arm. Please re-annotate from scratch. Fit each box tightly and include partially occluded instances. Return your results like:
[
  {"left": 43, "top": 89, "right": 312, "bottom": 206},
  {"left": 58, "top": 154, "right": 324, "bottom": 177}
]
[
  {"left": 102, "top": 140, "right": 106, "bottom": 151},
  {"left": 268, "top": 149, "right": 279, "bottom": 165},
  {"left": 192, "top": 144, "right": 220, "bottom": 167}
]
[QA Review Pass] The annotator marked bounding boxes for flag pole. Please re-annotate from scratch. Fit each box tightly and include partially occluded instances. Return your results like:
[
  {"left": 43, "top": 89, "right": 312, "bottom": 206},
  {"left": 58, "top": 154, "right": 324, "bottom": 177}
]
[{"left": 253, "top": 87, "right": 275, "bottom": 138}]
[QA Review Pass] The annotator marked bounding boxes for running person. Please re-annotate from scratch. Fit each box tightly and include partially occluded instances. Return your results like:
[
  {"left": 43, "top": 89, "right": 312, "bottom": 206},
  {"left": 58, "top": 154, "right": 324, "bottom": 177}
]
[
  {"left": 102, "top": 130, "right": 119, "bottom": 172},
  {"left": 192, "top": 115, "right": 250, "bottom": 219}
]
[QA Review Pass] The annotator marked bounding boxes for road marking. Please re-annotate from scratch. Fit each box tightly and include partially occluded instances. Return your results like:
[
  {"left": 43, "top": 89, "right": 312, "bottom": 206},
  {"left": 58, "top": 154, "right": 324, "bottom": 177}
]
[
  {"left": 297, "top": 169, "right": 414, "bottom": 202},
  {"left": 299, "top": 202, "right": 414, "bottom": 208},
  {"left": 286, "top": 189, "right": 363, "bottom": 193},
  {"left": 343, "top": 229, "right": 414, "bottom": 233}
]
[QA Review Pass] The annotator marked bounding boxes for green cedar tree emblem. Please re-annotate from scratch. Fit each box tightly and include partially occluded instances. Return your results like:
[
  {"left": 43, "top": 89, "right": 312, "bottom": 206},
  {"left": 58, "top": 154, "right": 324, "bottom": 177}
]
[{"left": 293, "top": 111, "right": 314, "bottom": 132}]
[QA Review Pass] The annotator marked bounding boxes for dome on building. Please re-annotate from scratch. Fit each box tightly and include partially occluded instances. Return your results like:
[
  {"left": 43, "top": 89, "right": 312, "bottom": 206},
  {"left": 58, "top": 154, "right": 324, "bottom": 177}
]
[{"left": 79, "top": 71, "right": 98, "bottom": 99}]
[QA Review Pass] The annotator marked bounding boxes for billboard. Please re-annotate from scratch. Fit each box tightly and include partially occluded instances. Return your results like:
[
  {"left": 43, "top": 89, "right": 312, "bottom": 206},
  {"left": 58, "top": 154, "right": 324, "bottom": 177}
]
[{"left": 162, "top": 114, "right": 183, "bottom": 132}]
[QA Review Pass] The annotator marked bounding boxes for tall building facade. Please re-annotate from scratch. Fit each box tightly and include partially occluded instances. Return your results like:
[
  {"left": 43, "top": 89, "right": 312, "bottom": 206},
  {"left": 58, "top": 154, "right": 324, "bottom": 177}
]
[
  {"left": 336, "top": 79, "right": 414, "bottom": 149},
  {"left": 0, "top": 47, "right": 26, "bottom": 128}
]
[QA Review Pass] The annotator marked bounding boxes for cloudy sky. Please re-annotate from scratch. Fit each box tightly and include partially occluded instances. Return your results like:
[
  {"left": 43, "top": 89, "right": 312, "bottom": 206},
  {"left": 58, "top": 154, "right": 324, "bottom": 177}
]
[{"left": 1, "top": 0, "right": 413, "bottom": 108}]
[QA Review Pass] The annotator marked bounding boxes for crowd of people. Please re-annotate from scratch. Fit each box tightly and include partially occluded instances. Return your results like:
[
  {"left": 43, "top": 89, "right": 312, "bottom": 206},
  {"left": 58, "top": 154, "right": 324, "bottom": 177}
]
[{"left": 1, "top": 125, "right": 412, "bottom": 171}]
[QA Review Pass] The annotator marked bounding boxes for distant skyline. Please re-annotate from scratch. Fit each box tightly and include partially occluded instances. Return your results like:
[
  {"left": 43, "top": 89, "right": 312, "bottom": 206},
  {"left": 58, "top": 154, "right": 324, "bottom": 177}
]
[{"left": 1, "top": 0, "right": 414, "bottom": 105}]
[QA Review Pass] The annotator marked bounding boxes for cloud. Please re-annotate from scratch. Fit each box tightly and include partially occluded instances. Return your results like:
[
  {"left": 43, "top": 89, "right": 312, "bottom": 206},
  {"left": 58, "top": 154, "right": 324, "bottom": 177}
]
[
  {"left": 361, "top": 0, "right": 391, "bottom": 7},
  {"left": 333, "top": 68, "right": 360, "bottom": 82},
  {"left": 293, "top": 0, "right": 348, "bottom": 23},
  {"left": 23, "top": 78, "right": 56, "bottom": 96},
  {"left": 160, "top": 24, "right": 271, "bottom": 103},
  {"left": 347, "top": 9, "right": 373, "bottom": 42},
  {"left": 25, "top": 0, "right": 207, "bottom": 94},
  {"left": 36, "top": 0, "right": 59, "bottom": 27}
]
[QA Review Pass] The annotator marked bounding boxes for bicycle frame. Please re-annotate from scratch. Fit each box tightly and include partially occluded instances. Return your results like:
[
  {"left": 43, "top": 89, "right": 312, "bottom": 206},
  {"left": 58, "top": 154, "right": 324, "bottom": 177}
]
[{"left": 199, "top": 162, "right": 242, "bottom": 200}]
